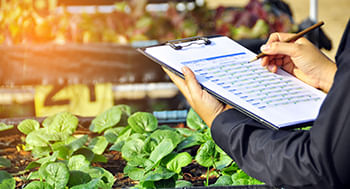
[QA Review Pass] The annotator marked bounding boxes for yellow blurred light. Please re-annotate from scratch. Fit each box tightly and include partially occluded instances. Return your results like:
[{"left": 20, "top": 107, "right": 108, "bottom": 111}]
[{"left": 35, "top": 0, "right": 47, "bottom": 10}]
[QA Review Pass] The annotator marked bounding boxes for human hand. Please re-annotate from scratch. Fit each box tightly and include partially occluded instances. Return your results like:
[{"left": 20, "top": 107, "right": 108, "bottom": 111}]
[
  {"left": 260, "top": 33, "right": 337, "bottom": 93},
  {"left": 162, "top": 66, "right": 231, "bottom": 127}
]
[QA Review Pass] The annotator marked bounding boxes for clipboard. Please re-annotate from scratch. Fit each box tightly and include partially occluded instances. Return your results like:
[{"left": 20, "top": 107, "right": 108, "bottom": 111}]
[{"left": 137, "top": 35, "right": 326, "bottom": 129}]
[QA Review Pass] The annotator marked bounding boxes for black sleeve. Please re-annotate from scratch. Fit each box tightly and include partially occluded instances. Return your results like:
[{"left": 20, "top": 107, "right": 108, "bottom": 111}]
[{"left": 211, "top": 26, "right": 350, "bottom": 189}]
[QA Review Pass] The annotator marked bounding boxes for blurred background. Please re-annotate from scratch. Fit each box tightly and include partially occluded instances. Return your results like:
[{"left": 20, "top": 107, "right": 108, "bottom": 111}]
[
  {"left": 210, "top": 0, "right": 349, "bottom": 60},
  {"left": 0, "top": 0, "right": 349, "bottom": 118}
]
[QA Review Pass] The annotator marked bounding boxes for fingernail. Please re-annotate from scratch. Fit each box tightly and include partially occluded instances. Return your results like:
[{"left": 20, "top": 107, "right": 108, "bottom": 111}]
[
  {"left": 261, "top": 44, "right": 270, "bottom": 52},
  {"left": 267, "top": 64, "right": 274, "bottom": 71}
]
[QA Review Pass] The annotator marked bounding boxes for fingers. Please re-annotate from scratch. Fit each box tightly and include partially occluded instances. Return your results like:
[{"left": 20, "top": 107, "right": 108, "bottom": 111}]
[
  {"left": 265, "top": 32, "right": 297, "bottom": 44},
  {"left": 263, "top": 41, "right": 300, "bottom": 57},
  {"left": 162, "top": 67, "right": 193, "bottom": 106},
  {"left": 162, "top": 66, "right": 204, "bottom": 107},
  {"left": 162, "top": 67, "right": 186, "bottom": 90},
  {"left": 260, "top": 38, "right": 302, "bottom": 73},
  {"left": 182, "top": 66, "right": 203, "bottom": 101}
]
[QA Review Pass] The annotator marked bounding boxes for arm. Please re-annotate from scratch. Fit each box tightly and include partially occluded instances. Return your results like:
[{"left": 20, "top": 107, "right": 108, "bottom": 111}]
[
  {"left": 211, "top": 53, "right": 350, "bottom": 187},
  {"left": 211, "top": 109, "right": 339, "bottom": 188}
]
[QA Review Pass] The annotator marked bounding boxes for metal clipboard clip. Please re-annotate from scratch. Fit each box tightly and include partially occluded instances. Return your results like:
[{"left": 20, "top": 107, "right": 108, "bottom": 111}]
[{"left": 166, "top": 36, "right": 211, "bottom": 50}]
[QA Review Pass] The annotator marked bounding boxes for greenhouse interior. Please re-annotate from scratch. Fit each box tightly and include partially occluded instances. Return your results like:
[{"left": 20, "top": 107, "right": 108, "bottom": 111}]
[{"left": 0, "top": 0, "right": 349, "bottom": 188}]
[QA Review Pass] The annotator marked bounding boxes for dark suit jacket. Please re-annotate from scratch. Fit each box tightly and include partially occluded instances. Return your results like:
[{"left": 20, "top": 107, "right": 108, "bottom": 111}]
[{"left": 211, "top": 19, "right": 350, "bottom": 189}]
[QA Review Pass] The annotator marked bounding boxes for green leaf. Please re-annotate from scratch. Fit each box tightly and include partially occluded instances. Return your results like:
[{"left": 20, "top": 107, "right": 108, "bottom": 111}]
[
  {"left": 215, "top": 152, "right": 233, "bottom": 170},
  {"left": 222, "top": 162, "right": 239, "bottom": 176},
  {"left": 67, "top": 170, "right": 92, "bottom": 187},
  {"left": 42, "top": 115, "right": 55, "bottom": 128},
  {"left": 176, "top": 127, "right": 197, "bottom": 137},
  {"left": 231, "top": 170, "right": 264, "bottom": 185},
  {"left": 63, "top": 135, "right": 77, "bottom": 144},
  {"left": 115, "top": 104, "right": 131, "bottom": 116},
  {"left": 26, "top": 152, "right": 58, "bottom": 170},
  {"left": 48, "top": 112, "right": 79, "bottom": 135},
  {"left": 70, "top": 178, "right": 100, "bottom": 189},
  {"left": 149, "top": 138, "right": 175, "bottom": 166},
  {"left": 121, "top": 138, "right": 146, "bottom": 162},
  {"left": 186, "top": 108, "right": 207, "bottom": 130},
  {"left": 176, "top": 133, "right": 204, "bottom": 151},
  {"left": 0, "top": 170, "right": 15, "bottom": 189},
  {"left": 52, "top": 141, "right": 65, "bottom": 151},
  {"left": 195, "top": 140, "right": 216, "bottom": 167},
  {"left": 28, "top": 152, "right": 58, "bottom": 169},
  {"left": 72, "top": 148, "right": 95, "bottom": 162},
  {"left": 115, "top": 104, "right": 132, "bottom": 126},
  {"left": 123, "top": 165, "right": 145, "bottom": 180},
  {"left": 0, "top": 123, "right": 13, "bottom": 132},
  {"left": 176, "top": 180, "right": 192, "bottom": 187},
  {"left": 27, "top": 171, "right": 40, "bottom": 180},
  {"left": 31, "top": 146, "right": 52, "bottom": 158},
  {"left": 143, "top": 137, "right": 157, "bottom": 154},
  {"left": 129, "top": 133, "right": 147, "bottom": 141},
  {"left": 150, "top": 129, "right": 184, "bottom": 146},
  {"left": 109, "top": 127, "right": 133, "bottom": 151},
  {"left": 26, "top": 162, "right": 41, "bottom": 170},
  {"left": 128, "top": 112, "right": 158, "bottom": 133},
  {"left": 211, "top": 175, "right": 233, "bottom": 186},
  {"left": 121, "top": 136, "right": 150, "bottom": 167},
  {"left": 154, "top": 177, "right": 176, "bottom": 188},
  {"left": 109, "top": 141, "right": 125, "bottom": 152},
  {"left": 158, "top": 125, "right": 176, "bottom": 131},
  {"left": 56, "top": 146, "right": 70, "bottom": 160},
  {"left": 26, "top": 128, "right": 60, "bottom": 147},
  {"left": 143, "top": 166, "right": 176, "bottom": 182},
  {"left": 91, "top": 154, "right": 108, "bottom": 163},
  {"left": 165, "top": 152, "right": 192, "bottom": 174},
  {"left": 90, "top": 106, "right": 122, "bottom": 133},
  {"left": 104, "top": 127, "right": 124, "bottom": 143},
  {"left": 138, "top": 181, "right": 155, "bottom": 189},
  {"left": 0, "top": 157, "right": 11, "bottom": 168},
  {"left": 17, "top": 119, "right": 40, "bottom": 135},
  {"left": 86, "top": 167, "right": 115, "bottom": 189},
  {"left": 68, "top": 155, "right": 90, "bottom": 170},
  {"left": 88, "top": 136, "right": 108, "bottom": 155},
  {"left": 23, "top": 181, "right": 53, "bottom": 189},
  {"left": 104, "top": 131, "right": 118, "bottom": 144},
  {"left": 67, "top": 135, "right": 88, "bottom": 153},
  {"left": 39, "top": 162, "right": 69, "bottom": 189}
]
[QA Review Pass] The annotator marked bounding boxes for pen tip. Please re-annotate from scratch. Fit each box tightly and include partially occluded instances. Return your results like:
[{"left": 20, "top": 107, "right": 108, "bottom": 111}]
[{"left": 248, "top": 57, "right": 257, "bottom": 63}]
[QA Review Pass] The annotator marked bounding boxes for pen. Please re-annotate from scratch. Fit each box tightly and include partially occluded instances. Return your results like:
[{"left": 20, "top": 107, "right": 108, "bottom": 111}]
[{"left": 249, "top": 21, "right": 324, "bottom": 63}]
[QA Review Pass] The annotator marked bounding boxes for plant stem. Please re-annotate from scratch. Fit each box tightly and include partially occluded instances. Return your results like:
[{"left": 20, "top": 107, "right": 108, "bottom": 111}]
[{"left": 205, "top": 166, "right": 210, "bottom": 186}]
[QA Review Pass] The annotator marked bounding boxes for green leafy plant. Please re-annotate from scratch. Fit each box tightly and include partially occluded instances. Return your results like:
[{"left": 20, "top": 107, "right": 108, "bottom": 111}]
[
  {"left": 0, "top": 170, "right": 15, "bottom": 189},
  {"left": 8, "top": 105, "right": 264, "bottom": 188},
  {"left": 0, "top": 157, "right": 15, "bottom": 189},
  {"left": 105, "top": 106, "right": 263, "bottom": 188},
  {"left": 17, "top": 111, "right": 115, "bottom": 188}
]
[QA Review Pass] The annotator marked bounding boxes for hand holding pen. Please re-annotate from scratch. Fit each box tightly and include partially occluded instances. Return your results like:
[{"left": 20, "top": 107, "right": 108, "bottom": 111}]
[
  {"left": 249, "top": 21, "right": 324, "bottom": 63},
  {"left": 257, "top": 21, "right": 337, "bottom": 93}
]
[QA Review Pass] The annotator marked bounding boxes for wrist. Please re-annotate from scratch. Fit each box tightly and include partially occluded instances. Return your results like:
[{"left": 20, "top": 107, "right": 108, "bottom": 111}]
[{"left": 318, "top": 60, "right": 337, "bottom": 93}]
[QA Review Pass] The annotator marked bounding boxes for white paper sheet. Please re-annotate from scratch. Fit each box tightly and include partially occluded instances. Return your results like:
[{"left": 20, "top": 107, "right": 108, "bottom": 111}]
[{"left": 144, "top": 36, "right": 326, "bottom": 128}]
